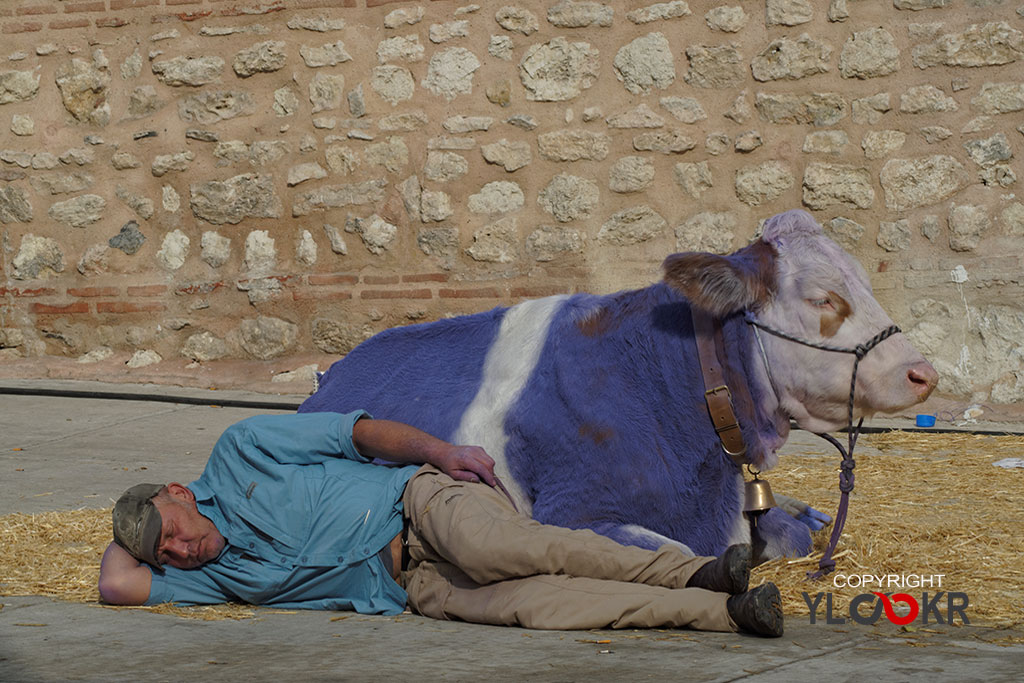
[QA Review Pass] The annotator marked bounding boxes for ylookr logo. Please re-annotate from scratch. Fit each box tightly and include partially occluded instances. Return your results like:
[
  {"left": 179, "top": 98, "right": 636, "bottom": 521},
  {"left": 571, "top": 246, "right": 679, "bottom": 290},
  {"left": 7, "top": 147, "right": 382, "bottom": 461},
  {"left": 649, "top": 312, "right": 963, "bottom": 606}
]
[{"left": 802, "top": 574, "right": 970, "bottom": 626}]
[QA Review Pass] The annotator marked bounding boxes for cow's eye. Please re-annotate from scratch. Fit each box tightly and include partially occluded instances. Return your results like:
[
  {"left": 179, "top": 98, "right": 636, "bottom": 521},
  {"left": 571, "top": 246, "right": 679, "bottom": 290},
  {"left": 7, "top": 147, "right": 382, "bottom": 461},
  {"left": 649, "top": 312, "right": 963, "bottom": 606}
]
[{"left": 809, "top": 297, "right": 834, "bottom": 310}]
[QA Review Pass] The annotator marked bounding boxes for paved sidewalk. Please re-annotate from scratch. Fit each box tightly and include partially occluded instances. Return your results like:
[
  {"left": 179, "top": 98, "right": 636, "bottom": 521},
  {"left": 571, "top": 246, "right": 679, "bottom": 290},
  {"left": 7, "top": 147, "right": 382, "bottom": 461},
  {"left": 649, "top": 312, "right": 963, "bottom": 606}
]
[{"left": 1, "top": 381, "right": 1022, "bottom": 682}]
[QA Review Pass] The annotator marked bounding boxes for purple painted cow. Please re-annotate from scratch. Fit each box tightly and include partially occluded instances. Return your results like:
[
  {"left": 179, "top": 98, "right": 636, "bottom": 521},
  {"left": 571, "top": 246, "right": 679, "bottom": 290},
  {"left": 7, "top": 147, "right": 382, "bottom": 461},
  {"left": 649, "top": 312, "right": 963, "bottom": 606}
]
[{"left": 300, "top": 210, "right": 938, "bottom": 560}]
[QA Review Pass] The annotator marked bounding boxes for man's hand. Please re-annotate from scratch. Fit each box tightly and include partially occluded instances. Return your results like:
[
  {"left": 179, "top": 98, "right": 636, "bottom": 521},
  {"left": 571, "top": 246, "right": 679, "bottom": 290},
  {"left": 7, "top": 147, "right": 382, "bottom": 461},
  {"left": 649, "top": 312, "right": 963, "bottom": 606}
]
[
  {"left": 352, "top": 419, "right": 497, "bottom": 487},
  {"left": 434, "top": 444, "right": 497, "bottom": 487}
]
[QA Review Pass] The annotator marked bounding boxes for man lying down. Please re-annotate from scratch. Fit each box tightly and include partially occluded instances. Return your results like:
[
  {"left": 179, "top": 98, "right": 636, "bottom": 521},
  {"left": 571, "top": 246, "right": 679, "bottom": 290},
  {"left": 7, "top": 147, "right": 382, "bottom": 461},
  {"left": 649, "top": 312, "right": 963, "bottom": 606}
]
[{"left": 99, "top": 411, "right": 783, "bottom": 637}]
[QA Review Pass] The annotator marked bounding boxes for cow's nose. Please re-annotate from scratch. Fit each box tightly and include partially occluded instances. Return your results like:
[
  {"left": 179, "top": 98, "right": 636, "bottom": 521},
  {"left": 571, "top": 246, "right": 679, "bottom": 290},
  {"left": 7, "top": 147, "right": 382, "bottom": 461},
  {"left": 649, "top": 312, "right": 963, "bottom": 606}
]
[{"left": 907, "top": 361, "right": 939, "bottom": 400}]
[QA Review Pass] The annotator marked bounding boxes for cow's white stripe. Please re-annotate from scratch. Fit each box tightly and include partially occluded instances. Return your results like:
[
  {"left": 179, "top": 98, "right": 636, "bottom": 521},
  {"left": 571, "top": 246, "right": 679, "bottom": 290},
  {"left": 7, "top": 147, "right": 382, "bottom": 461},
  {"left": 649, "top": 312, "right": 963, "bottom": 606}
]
[
  {"left": 727, "top": 473, "right": 752, "bottom": 546},
  {"left": 619, "top": 524, "right": 695, "bottom": 556},
  {"left": 453, "top": 295, "right": 568, "bottom": 517}
]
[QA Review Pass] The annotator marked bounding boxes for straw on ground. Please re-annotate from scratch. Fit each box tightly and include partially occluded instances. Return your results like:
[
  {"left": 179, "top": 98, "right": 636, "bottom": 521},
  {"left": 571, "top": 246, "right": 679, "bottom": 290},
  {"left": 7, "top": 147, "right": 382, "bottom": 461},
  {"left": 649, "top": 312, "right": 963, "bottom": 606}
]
[{"left": 2, "top": 432, "right": 1021, "bottom": 624}]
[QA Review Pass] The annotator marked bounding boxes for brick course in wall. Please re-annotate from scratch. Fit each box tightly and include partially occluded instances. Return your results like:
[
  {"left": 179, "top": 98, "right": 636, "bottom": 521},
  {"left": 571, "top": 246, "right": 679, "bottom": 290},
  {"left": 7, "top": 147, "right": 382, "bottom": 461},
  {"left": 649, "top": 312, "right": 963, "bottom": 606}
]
[{"left": 0, "top": 0, "right": 1023, "bottom": 402}]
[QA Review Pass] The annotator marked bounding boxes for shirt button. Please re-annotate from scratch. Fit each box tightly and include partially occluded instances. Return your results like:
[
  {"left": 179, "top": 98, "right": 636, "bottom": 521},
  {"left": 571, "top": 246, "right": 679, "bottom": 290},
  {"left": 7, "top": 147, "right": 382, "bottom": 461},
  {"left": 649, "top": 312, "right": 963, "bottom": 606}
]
[
  {"left": 301, "top": 556, "right": 308, "bottom": 562},
  {"left": 249, "top": 543, "right": 255, "bottom": 549},
  {"left": 362, "top": 546, "right": 369, "bottom": 554},
  {"left": 337, "top": 556, "right": 344, "bottom": 563}
]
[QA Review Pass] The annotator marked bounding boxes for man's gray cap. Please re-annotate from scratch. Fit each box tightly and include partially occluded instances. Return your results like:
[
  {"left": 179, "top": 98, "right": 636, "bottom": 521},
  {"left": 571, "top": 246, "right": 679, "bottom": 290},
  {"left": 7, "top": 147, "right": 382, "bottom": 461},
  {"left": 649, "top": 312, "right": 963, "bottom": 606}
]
[{"left": 112, "top": 483, "right": 164, "bottom": 569}]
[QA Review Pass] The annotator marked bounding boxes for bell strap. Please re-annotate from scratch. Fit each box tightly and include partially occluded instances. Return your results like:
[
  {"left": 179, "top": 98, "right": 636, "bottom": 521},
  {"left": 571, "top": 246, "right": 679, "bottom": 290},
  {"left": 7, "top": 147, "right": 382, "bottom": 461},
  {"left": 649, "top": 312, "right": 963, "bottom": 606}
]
[{"left": 692, "top": 309, "right": 748, "bottom": 466}]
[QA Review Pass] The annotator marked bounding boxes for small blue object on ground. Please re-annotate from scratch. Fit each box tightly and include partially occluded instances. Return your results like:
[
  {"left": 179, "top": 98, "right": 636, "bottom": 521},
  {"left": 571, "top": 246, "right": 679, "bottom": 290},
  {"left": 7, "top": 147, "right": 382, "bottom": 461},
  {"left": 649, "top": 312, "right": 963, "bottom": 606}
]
[{"left": 915, "top": 414, "right": 936, "bottom": 428}]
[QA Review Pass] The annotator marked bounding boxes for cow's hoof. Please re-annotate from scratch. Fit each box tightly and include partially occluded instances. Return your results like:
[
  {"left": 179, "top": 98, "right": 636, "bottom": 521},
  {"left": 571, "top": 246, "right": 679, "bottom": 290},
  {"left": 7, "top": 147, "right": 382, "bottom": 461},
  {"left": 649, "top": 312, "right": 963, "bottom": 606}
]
[
  {"left": 687, "top": 543, "right": 750, "bottom": 594},
  {"left": 795, "top": 505, "right": 832, "bottom": 531},
  {"left": 727, "top": 583, "right": 784, "bottom": 638}
]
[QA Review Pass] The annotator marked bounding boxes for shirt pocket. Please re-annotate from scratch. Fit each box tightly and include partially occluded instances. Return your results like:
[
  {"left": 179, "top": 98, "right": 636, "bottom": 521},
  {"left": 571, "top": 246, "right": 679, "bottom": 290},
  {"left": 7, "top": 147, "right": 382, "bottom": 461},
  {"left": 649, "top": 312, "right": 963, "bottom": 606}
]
[
  {"left": 234, "top": 472, "right": 315, "bottom": 555},
  {"left": 235, "top": 512, "right": 303, "bottom": 561}
]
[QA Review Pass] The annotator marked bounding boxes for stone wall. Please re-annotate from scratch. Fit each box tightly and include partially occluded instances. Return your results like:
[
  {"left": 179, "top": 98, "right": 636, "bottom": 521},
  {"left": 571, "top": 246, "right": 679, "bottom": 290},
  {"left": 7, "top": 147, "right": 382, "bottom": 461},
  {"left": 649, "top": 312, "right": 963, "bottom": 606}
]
[{"left": 0, "top": 0, "right": 1023, "bottom": 403}]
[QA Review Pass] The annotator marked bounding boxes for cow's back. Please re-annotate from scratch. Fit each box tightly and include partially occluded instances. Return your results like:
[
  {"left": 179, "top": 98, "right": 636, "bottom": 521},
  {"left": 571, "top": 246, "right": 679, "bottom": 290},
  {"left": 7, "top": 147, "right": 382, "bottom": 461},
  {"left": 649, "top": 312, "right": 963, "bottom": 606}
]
[{"left": 299, "top": 305, "right": 508, "bottom": 441}]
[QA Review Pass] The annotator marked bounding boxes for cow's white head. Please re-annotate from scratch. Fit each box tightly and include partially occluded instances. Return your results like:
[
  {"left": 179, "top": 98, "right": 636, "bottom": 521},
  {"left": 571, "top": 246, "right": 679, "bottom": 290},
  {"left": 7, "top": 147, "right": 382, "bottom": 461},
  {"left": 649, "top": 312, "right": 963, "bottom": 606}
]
[{"left": 663, "top": 209, "right": 938, "bottom": 433}]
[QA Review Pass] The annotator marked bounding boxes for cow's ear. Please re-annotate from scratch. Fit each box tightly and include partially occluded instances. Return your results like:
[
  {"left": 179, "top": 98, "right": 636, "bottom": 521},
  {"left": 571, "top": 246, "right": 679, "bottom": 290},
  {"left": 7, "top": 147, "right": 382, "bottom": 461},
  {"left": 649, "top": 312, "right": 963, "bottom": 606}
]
[{"left": 662, "top": 241, "right": 776, "bottom": 316}]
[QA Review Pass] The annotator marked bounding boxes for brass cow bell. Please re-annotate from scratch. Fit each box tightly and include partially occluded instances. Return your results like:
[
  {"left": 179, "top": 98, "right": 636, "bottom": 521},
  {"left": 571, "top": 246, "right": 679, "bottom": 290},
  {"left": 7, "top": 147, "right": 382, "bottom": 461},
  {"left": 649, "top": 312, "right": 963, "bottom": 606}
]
[{"left": 743, "top": 473, "right": 776, "bottom": 521}]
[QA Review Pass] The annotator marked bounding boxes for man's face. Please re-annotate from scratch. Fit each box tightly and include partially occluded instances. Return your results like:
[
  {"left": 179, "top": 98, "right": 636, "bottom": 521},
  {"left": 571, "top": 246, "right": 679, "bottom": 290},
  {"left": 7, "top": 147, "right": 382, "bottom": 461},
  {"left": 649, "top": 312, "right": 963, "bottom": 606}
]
[{"left": 152, "top": 484, "right": 226, "bottom": 569}]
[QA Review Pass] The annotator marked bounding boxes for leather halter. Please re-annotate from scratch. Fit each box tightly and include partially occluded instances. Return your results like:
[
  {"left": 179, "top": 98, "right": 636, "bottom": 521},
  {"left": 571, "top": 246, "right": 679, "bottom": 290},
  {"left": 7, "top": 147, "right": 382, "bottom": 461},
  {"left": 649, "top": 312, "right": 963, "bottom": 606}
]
[{"left": 692, "top": 308, "right": 750, "bottom": 467}]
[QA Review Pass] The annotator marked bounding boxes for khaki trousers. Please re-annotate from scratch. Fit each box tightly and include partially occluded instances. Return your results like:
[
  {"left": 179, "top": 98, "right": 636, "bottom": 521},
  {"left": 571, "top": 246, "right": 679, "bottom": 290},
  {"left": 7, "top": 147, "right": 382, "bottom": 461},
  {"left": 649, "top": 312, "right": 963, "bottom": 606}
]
[{"left": 400, "top": 465, "right": 736, "bottom": 632}]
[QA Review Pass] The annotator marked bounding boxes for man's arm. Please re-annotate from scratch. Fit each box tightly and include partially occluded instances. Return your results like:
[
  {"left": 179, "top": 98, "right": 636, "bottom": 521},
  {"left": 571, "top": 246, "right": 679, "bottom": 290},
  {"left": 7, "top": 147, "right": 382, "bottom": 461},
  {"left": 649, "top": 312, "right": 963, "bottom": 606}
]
[
  {"left": 222, "top": 412, "right": 497, "bottom": 485},
  {"left": 352, "top": 418, "right": 497, "bottom": 486},
  {"left": 98, "top": 541, "right": 152, "bottom": 605}
]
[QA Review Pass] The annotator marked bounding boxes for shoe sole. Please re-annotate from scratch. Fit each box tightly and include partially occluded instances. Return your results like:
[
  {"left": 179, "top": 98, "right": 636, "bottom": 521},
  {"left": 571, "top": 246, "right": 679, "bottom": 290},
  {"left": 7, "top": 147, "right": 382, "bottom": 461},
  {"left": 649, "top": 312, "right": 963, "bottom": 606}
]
[{"left": 751, "top": 583, "right": 784, "bottom": 637}]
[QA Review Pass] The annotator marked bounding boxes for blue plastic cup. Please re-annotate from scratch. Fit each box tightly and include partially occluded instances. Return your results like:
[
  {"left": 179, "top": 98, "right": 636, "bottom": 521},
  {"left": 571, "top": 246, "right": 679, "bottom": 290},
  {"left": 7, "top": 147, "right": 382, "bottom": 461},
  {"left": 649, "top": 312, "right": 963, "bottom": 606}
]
[{"left": 915, "top": 414, "right": 936, "bottom": 428}]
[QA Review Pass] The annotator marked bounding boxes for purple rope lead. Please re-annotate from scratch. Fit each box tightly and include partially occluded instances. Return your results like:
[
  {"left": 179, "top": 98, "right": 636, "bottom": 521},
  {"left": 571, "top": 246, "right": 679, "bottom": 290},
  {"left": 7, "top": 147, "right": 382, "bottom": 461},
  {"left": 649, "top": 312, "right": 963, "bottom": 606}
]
[{"left": 808, "top": 428, "right": 860, "bottom": 579}]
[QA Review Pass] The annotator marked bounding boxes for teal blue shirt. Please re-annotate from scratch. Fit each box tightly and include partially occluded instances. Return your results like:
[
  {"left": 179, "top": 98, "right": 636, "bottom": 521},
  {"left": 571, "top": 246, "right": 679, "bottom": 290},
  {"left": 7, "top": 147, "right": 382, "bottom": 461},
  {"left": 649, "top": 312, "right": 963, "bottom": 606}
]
[{"left": 146, "top": 411, "right": 418, "bottom": 614}]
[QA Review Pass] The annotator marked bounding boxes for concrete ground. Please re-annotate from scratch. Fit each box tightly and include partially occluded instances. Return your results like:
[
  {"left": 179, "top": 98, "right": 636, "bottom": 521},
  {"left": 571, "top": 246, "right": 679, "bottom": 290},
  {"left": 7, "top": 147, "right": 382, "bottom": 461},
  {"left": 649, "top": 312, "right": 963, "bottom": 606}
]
[{"left": 1, "top": 379, "right": 1022, "bottom": 682}]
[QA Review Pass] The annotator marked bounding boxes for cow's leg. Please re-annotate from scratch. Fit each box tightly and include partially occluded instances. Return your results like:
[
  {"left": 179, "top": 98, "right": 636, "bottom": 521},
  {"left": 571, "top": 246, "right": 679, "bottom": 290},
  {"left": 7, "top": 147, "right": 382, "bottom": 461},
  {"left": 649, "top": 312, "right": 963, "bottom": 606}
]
[
  {"left": 773, "top": 493, "right": 832, "bottom": 531},
  {"left": 750, "top": 507, "right": 813, "bottom": 563},
  {"left": 404, "top": 560, "right": 735, "bottom": 632}
]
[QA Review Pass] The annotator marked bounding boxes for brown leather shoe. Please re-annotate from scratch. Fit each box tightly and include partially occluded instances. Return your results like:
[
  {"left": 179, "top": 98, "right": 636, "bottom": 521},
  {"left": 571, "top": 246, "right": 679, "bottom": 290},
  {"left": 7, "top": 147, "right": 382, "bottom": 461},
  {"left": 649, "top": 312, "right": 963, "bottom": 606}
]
[
  {"left": 727, "top": 583, "right": 784, "bottom": 637},
  {"left": 686, "top": 544, "right": 751, "bottom": 594}
]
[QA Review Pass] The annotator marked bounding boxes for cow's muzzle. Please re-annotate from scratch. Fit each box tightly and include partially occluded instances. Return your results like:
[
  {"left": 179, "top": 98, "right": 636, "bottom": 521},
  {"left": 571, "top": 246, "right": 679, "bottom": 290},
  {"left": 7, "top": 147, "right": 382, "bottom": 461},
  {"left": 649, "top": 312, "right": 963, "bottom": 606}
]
[{"left": 907, "top": 361, "right": 939, "bottom": 402}]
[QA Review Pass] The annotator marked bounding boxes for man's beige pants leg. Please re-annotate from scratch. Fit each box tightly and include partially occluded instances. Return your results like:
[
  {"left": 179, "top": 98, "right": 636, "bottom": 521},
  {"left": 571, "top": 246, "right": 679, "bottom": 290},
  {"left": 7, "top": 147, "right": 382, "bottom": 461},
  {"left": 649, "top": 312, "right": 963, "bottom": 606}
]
[{"left": 400, "top": 466, "right": 736, "bottom": 632}]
